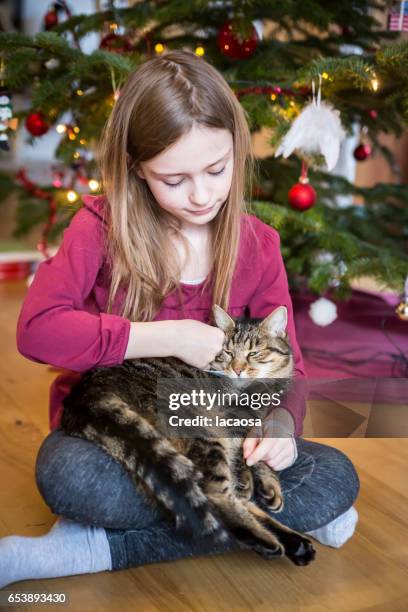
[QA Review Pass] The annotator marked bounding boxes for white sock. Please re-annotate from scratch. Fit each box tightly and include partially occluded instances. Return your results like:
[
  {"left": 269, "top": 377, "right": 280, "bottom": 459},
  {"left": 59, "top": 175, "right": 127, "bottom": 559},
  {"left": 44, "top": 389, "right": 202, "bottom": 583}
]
[
  {"left": 0, "top": 517, "right": 112, "bottom": 589},
  {"left": 306, "top": 506, "right": 358, "bottom": 548}
]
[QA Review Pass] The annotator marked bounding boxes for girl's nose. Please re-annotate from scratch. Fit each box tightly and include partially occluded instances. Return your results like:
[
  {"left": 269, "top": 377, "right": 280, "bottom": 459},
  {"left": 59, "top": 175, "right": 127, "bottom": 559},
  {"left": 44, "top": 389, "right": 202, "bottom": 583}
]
[{"left": 189, "top": 177, "right": 211, "bottom": 207}]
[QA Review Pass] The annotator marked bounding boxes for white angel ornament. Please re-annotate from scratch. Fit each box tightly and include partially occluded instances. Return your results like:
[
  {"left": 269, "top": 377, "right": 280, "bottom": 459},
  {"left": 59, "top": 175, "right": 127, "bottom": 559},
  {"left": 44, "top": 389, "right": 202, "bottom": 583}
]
[{"left": 275, "top": 77, "right": 346, "bottom": 171}]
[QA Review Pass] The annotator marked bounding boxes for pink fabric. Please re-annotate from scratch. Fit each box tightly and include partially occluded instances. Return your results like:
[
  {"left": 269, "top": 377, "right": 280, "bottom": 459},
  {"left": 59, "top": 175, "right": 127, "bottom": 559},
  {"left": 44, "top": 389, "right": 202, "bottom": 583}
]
[
  {"left": 16, "top": 194, "right": 307, "bottom": 435},
  {"left": 292, "top": 289, "right": 408, "bottom": 406}
]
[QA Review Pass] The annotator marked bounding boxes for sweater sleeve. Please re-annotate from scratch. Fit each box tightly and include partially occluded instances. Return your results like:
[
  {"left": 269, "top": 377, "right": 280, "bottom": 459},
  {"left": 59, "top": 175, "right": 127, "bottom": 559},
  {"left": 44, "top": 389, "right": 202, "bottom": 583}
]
[
  {"left": 246, "top": 222, "right": 308, "bottom": 437},
  {"left": 16, "top": 208, "right": 131, "bottom": 373}
]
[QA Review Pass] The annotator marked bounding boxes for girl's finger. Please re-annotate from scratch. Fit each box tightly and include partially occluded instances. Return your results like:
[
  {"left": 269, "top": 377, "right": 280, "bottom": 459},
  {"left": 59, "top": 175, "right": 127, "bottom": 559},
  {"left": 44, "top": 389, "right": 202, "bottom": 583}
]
[
  {"left": 264, "top": 448, "right": 292, "bottom": 469},
  {"left": 268, "top": 456, "right": 293, "bottom": 472},
  {"left": 246, "top": 438, "right": 272, "bottom": 466},
  {"left": 243, "top": 436, "right": 259, "bottom": 459}
]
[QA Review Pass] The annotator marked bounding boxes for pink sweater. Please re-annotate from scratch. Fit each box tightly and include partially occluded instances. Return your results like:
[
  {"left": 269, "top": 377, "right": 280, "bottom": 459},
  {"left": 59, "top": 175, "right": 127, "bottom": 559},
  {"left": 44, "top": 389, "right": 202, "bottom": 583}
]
[{"left": 16, "top": 194, "right": 307, "bottom": 435}]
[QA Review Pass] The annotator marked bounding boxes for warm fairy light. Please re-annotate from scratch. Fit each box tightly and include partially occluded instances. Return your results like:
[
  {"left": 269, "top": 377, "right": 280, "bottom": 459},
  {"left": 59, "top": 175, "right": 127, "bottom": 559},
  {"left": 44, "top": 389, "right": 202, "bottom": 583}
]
[
  {"left": 113, "top": 90, "right": 120, "bottom": 101},
  {"left": 79, "top": 138, "right": 87, "bottom": 145},
  {"left": 56, "top": 124, "right": 67, "bottom": 133},
  {"left": 270, "top": 93, "right": 277, "bottom": 101},
  {"left": 67, "top": 190, "right": 78, "bottom": 202},
  {"left": 322, "top": 72, "right": 329, "bottom": 80},
  {"left": 195, "top": 46, "right": 205, "bottom": 56},
  {"left": 73, "top": 151, "right": 80, "bottom": 159},
  {"left": 68, "top": 132, "right": 76, "bottom": 140},
  {"left": 110, "top": 23, "right": 118, "bottom": 32},
  {"left": 155, "top": 43, "right": 165, "bottom": 54},
  {"left": 290, "top": 100, "right": 295, "bottom": 107},
  {"left": 76, "top": 89, "right": 84, "bottom": 96},
  {"left": 371, "top": 77, "right": 379, "bottom": 91},
  {"left": 88, "top": 179, "right": 100, "bottom": 192},
  {"left": 73, "top": 126, "right": 80, "bottom": 133}
]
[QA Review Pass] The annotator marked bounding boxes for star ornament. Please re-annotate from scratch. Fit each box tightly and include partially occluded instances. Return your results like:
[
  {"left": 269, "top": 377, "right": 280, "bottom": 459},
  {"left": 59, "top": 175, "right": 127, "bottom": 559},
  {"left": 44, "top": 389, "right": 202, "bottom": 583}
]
[{"left": 275, "top": 100, "right": 346, "bottom": 171}]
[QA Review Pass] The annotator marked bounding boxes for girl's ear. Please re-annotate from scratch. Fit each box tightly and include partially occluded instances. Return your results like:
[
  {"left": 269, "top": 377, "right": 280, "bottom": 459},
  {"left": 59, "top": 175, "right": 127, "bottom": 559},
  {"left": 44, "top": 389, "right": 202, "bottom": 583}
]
[
  {"left": 135, "top": 165, "right": 145, "bottom": 180},
  {"left": 127, "top": 154, "right": 145, "bottom": 180}
]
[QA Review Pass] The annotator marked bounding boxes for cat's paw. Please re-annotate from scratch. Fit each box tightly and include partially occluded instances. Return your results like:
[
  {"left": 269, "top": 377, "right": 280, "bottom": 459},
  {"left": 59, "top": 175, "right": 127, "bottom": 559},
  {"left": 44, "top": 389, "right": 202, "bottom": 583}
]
[
  {"left": 251, "top": 542, "right": 285, "bottom": 561},
  {"left": 257, "top": 479, "right": 284, "bottom": 513},
  {"left": 236, "top": 468, "right": 254, "bottom": 500},
  {"left": 283, "top": 534, "right": 316, "bottom": 566}
]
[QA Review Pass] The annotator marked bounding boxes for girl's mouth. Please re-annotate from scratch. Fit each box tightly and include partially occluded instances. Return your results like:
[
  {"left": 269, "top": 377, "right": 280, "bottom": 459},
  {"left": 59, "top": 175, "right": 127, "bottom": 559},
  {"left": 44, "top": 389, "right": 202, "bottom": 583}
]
[{"left": 187, "top": 205, "right": 214, "bottom": 216}]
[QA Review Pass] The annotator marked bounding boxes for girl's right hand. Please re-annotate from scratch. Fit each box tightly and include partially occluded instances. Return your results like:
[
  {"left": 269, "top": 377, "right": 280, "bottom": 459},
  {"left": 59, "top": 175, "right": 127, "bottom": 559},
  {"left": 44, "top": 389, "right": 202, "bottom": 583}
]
[{"left": 169, "top": 319, "right": 225, "bottom": 369}]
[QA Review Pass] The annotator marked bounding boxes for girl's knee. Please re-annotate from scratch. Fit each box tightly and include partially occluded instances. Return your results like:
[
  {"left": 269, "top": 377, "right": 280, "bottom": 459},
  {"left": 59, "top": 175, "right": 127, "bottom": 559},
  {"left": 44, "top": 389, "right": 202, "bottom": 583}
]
[
  {"left": 299, "top": 440, "right": 360, "bottom": 509},
  {"left": 35, "top": 429, "right": 164, "bottom": 529},
  {"left": 35, "top": 430, "right": 87, "bottom": 514},
  {"left": 327, "top": 445, "right": 360, "bottom": 506}
]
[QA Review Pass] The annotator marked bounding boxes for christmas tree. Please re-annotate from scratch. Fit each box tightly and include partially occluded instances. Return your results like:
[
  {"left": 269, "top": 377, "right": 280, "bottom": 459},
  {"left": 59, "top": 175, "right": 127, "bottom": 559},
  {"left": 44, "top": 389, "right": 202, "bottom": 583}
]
[{"left": 0, "top": 0, "right": 407, "bottom": 303}]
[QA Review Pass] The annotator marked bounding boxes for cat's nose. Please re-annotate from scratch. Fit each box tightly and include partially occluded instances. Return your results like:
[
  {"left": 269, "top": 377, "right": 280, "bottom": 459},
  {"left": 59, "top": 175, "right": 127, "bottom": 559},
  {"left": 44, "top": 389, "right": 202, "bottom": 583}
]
[{"left": 233, "top": 366, "right": 243, "bottom": 376}]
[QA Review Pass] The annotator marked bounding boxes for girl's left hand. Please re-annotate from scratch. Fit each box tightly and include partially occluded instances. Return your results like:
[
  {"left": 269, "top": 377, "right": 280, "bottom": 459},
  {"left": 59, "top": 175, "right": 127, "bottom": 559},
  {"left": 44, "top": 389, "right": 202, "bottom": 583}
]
[{"left": 243, "top": 435, "right": 297, "bottom": 471}]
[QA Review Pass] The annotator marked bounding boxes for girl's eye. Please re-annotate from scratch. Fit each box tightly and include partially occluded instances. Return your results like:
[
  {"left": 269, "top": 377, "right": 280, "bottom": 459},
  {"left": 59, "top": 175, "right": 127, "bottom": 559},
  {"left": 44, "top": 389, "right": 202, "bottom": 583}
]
[
  {"left": 248, "top": 351, "right": 259, "bottom": 358},
  {"left": 209, "top": 166, "right": 226, "bottom": 177},
  {"left": 164, "top": 166, "right": 226, "bottom": 189},
  {"left": 164, "top": 181, "right": 183, "bottom": 189}
]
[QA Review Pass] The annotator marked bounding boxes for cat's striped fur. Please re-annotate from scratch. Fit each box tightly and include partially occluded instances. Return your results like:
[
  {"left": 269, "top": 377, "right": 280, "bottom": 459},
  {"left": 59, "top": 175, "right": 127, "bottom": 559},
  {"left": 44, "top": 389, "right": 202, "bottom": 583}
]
[{"left": 60, "top": 305, "right": 315, "bottom": 566}]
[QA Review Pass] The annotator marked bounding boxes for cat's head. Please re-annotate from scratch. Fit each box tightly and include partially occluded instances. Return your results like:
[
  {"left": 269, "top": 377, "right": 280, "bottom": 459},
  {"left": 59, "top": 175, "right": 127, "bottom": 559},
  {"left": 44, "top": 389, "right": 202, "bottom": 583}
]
[{"left": 209, "top": 304, "right": 294, "bottom": 379}]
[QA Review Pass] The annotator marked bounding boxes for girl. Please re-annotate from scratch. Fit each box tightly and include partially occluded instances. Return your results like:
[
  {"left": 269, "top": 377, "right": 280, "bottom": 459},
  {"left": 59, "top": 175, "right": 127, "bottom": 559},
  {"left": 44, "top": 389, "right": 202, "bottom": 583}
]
[{"left": 0, "top": 50, "right": 359, "bottom": 588}]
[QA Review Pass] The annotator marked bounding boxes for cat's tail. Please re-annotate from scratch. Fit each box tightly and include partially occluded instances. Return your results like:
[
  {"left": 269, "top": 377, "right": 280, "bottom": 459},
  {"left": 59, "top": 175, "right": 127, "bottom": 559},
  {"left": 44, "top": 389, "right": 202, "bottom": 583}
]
[
  {"left": 135, "top": 427, "right": 229, "bottom": 541},
  {"left": 64, "top": 398, "right": 229, "bottom": 542}
]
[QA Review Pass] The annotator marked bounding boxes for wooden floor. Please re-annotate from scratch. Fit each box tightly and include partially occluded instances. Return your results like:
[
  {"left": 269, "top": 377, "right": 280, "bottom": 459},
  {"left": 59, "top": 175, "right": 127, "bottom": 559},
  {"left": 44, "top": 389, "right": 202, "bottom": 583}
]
[{"left": 1, "top": 279, "right": 408, "bottom": 612}]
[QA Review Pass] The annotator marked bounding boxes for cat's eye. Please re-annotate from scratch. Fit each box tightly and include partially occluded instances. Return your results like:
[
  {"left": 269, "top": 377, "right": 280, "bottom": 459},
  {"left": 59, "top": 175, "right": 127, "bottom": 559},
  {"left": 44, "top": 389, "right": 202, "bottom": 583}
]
[
  {"left": 223, "top": 350, "right": 233, "bottom": 357},
  {"left": 247, "top": 351, "right": 259, "bottom": 358}
]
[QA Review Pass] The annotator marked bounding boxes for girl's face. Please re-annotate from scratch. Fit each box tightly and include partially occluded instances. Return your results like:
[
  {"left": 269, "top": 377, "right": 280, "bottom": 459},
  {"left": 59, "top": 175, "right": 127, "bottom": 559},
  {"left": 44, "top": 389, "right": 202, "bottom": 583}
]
[{"left": 136, "top": 124, "right": 234, "bottom": 230}]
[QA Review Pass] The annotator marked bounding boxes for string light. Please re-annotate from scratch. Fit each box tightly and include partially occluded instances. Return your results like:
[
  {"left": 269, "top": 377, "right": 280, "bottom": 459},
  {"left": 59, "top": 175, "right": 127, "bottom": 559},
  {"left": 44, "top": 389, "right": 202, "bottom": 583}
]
[
  {"left": 371, "top": 75, "right": 379, "bottom": 91},
  {"left": 73, "top": 126, "right": 80, "bottom": 134},
  {"left": 68, "top": 132, "right": 76, "bottom": 140},
  {"left": 67, "top": 190, "right": 78, "bottom": 202},
  {"left": 322, "top": 72, "right": 329, "bottom": 80},
  {"left": 56, "top": 124, "right": 67, "bottom": 133},
  {"left": 195, "top": 46, "right": 205, "bottom": 56},
  {"left": 270, "top": 93, "right": 277, "bottom": 101},
  {"left": 154, "top": 43, "right": 165, "bottom": 54},
  {"left": 88, "top": 179, "right": 100, "bottom": 191},
  {"left": 76, "top": 89, "right": 84, "bottom": 96},
  {"left": 79, "top": 138, "right": 87, "bottom": 145},
  {"left": 73, "top": 151, "right": 80, "bottom": 159}
]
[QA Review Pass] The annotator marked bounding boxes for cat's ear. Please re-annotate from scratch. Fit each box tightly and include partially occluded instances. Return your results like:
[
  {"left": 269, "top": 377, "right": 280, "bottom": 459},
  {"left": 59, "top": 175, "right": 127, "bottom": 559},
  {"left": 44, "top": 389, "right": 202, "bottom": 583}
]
[
  {"left": 213, "top": 304, "right": 236, "bottom": 333},
  {"left": 259, "top": 306, "right": 288, "bottom": 338}
]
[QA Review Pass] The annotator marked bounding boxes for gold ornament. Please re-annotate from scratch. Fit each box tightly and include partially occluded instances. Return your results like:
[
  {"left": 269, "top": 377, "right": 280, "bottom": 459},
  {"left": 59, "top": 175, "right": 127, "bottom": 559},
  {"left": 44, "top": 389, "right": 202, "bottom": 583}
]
[
  {"left": 396, "top": 299, "right": 408, "bottom": 321},
  {"left": 395, "top": 275, "right": 408, "bottom": 321}
]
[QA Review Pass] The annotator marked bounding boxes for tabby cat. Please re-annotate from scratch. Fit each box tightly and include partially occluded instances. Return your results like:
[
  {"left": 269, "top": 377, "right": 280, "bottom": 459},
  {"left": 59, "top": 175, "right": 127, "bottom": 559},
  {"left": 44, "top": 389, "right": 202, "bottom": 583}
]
[{"left": 60, "top": 304, "right": 315, "bottom": 566}]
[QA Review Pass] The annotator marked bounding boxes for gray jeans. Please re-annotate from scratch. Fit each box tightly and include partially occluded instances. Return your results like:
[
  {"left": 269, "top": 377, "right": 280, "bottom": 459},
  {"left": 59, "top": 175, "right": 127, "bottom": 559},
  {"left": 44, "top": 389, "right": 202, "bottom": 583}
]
[{"left": 35, "top": 429, "right": 360, "bottom": 570}]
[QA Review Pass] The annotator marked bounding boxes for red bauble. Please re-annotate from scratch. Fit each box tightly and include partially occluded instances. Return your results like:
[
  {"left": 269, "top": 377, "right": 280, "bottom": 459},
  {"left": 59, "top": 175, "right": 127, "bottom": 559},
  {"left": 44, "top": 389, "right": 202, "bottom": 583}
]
[
  {"left": 44, "top": 9, "right": 58, "bottom": 30},
  {"left": 100, "top": 33, "right": 133, "bottom": 54},
  {"left": 288, "top": 182, "right": 316, "bottom": 211},
  {"left": 353, "top": 143, "right": 372, "bottom": 161},
  {"left": 25, "top": 112, "right": 50, "bottom": 137},
  {"left": 217, "top": 20, "right": 259, "bottom": 59}
]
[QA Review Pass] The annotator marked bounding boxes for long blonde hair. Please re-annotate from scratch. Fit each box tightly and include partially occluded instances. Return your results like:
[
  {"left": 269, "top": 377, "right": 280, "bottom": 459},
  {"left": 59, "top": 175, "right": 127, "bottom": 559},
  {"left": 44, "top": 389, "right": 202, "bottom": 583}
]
[{"left": 98, "top": 49, "right": 255, "bottom": 323}]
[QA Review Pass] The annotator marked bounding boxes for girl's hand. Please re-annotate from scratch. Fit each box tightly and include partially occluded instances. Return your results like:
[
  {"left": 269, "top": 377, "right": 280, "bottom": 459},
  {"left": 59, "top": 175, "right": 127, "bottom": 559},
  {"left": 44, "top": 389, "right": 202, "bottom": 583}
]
[
  {"left": 243, "top": 434, "right": 297, "bottom": 471},
  {"left": 242, "top": 407, "right": 297, "bottom": 471},
  {"left": 170, "top": 319, "right": 225, "bottom": 369}
]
